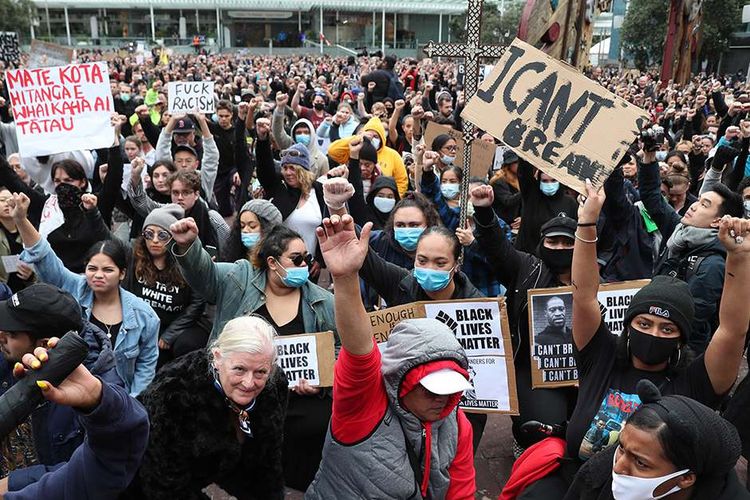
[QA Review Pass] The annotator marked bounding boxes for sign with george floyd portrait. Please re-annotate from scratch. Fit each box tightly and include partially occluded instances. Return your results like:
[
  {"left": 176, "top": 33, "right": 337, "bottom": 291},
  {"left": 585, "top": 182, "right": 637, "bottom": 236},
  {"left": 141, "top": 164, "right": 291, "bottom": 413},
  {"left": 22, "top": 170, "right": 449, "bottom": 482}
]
[{"left": 461, "top": 39, "right": 649, "bottom": 194}]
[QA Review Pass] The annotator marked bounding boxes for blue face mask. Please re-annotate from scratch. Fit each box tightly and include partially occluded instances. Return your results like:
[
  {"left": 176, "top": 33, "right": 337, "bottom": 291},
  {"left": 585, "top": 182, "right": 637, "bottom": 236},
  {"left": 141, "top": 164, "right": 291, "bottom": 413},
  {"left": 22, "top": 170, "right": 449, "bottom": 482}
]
[
  {"left": 413, "top": 266, "right": 453, "bottom": 292},
  {"left": 295, "top": 134, "right": 310, "bottom": 146},
  {"left": 744, "top": 200, "right": 750, "bottom": 219},
  {"left": 441, "top": 155, "right": 456, "bottom": 166},
  {"left": 370, "top": 137, "right": 381, "bottom": 150},
  {"left": 394, "top": 227, "right": 424, "bottom": 252},
  {"left": 241, "top": 232, "right": 260, "bottom": 249},
  {"left": 440, "top": 183, "right": 460, "bottom": 199},
  {"left": 276, "top": 265, "right": 309, "bottom": 288},
  {"left": 540, "top": 181, "right": 560, "bottom": 197},
  {"left": 120, "top": 93, "right": 131, "bottom": 102},
  {"left": 655, "top": 151, "right": 668, "bottom": 162},
  {"left": 211, "top": 113, "right": 220, "bottom": 124}
]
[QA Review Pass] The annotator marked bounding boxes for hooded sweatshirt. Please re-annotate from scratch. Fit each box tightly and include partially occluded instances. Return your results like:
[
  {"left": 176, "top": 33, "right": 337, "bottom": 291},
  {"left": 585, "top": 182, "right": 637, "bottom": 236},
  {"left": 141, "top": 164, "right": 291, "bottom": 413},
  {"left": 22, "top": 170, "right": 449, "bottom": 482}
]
[
  {"left": 327, "top": 117, "right": 409, "bottom": 196},
  {"left": 306, "top": 319, "right": 475, "bottom": 499},
  {"left": 272, "top": 111, "right": 329, "bottom": 178},
  {"left": 365, "top": 176, "right": 401, "bottom": 230}
]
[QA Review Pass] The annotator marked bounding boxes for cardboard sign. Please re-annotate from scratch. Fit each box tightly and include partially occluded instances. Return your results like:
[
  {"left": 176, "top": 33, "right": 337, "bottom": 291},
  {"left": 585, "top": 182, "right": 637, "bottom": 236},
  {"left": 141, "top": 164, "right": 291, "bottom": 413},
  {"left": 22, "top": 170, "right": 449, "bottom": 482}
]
[
  {"left": 461, "top": 39, "right": 649, "bottom": 194},
  {"left": 368, "top": 298, "right": 519, "bottom": 415},
  {"left": 27, "top": 40, "right": 75, "bottom": 69},
  {"left": 528, "top": 280, "right": 650, "bottom": 389},
  {"left": 423, "top": 121, "right": 496, "bottom": 180},
  {"left": 275, "top": 331, "right": 335, "bottom": 387},
  {"left": 7, "top": 62, "right": 114, "bottom": 157},
  {"left": 168, "top": 81, "right": 215, "bottom": 114},
  {"left": 0, "top": 32, "right": 19, "bottom": 65}
]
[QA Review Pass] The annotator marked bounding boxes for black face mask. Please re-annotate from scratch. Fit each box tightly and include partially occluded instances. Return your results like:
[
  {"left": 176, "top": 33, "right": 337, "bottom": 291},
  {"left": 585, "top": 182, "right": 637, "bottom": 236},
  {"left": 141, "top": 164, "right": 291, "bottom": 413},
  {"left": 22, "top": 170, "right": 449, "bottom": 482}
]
[
  {"left": 628, "top": 326, "right": 680, "bottom": 365},
  {"left": 313, "top": 102, "right": 325, "bottom": 111},
  {"left": 539, "top": 246, "right": 573, "bottom": 274},
  {"left": 55, "top": 183, "right": 83, "bottom": 209}
]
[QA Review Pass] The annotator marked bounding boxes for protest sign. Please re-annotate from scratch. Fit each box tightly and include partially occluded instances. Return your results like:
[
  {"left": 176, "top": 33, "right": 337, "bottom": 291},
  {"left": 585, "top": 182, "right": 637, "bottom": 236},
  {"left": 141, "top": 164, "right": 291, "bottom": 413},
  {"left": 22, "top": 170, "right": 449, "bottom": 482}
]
[
  {"left": 6, "top": 62, "right": 114, "bottom": 157},
  {"left": 423, "top": 121, "right": 496, "bottom": 181},
  {"left": 461, "top": 38, "right": 649, "bottom": 194},
  {"left": 528, "top": 280, "right": 650, "bottom": 388},
  {"left": 168, "top": 81, "right": 215, "bottom": 114},
  {"left": 275, "top": 331, "right": 335, "bottom": 387},
  {"left": 0, "top": 32, "right": 19, "bottom": 65},
  {"left": 367, "top": 303, "right": 421, "bottom": 344},
  {"left": 27, "top": 40, "right": 75, "bottom": 69}
]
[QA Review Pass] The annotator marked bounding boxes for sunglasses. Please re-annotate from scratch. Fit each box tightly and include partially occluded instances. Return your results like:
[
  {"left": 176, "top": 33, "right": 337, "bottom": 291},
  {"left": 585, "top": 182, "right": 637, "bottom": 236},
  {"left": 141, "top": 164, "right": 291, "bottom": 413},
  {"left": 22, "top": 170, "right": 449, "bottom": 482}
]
[
  {"left": 287, "top": 253, "right": 313, "bottom": 267},
  {"left": 282, "top": 148, "right": 304, "bottom": 158},
  {"left": 142, "top": 228, "right": 172, "bottom": 243}
]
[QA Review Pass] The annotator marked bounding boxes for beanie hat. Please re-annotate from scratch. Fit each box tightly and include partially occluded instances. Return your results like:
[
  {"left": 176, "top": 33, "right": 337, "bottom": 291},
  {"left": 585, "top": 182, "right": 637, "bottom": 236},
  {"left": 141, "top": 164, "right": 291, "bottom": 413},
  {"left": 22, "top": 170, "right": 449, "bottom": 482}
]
[
  {"left": 624, "top": 275, "right": 694, "bottom": 341},
  {"left": 360, "top": 139, "right": 379, "bottom": 164},
  {"left": 143, "top": 204, "right": 184, "bottom": 231},
  {"left": 239, "top": 199, "right": 282, "bottom": 228},
  {"left": 281, "top": 143, "right": 310, "bottom": 171}
]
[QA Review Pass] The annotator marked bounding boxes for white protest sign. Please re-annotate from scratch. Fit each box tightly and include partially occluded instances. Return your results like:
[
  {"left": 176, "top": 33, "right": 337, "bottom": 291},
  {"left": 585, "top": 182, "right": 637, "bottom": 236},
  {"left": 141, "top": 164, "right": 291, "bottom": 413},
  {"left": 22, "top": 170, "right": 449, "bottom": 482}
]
[
  {"left": 274, "top": 331, "right": 335, "bottom": 387},
  {"left": 168, "top": 81, "right": 215, "bottom": 114},
  {"left": 462, "top": 38, "right": 649, "bottom": 194},
  {"left": 598, "top": 280, "right": 650, "bottom": 336},
  {"left": 7, "top": 62, "right": 114, "bottom": 157},
  {"left": 27, "top": 40, "right": 75, "bottom": 69},
  {"left": 1, "top": 255, "right": 20, "bottom": 273}
]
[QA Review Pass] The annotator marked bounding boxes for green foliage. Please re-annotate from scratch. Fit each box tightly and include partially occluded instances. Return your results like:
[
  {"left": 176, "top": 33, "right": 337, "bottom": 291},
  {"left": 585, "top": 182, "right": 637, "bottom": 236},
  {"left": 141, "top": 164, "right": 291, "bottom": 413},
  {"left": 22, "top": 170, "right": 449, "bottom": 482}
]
[
  {"left": 0, "top": 0, "right": 35, "bottom": 37},
  {"left": 621, "top": 0, "right": 668, "bottom": 69},
  {"left": 449, "top": 1, "right": 523, "bottom": 46},
  {"left": 700, "top": 0, "right": 742, "bottom": 63}
]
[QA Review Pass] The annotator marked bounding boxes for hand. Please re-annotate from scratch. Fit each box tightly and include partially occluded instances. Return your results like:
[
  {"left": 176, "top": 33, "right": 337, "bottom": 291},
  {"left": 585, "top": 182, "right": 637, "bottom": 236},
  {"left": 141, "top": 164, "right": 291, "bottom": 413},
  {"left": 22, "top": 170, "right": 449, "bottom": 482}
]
[
  {"left": 511, "top": 217, "right": 522, "bottom": 231},
  {"left": 232, "top": 172, "right": 241, "bottom": 187},
  {"left": 169, "top": 217, "right": 200, "bottom": 249},
  {"left": 316, "top": 215, "right": 373, "bottom": 278},
  {"left": 323, "top": 178, "right": 355, "bottom": 210},
  {"left": 131, "top": 157, "right": 146, "bottom": 185},
  {"left": 14, "top": 337, "right": 103, "bottom": 412},
  {"left": 578, "top": 179, "right": 606, "bottom": 223},
  {"left": 333, "top": 112, "right": 345, "bottom": 125},
  {"left": 111, "top": 113, "right": 127, "bottom": 134},
  {"left": 423, "top": 111, "right": 435, "bottom": 121},
  {"left": 394, "top": 99, "right": 405, "bottom": 111},
  {"left": 326, "top": 165, "right": 349, "bottom": 178},
  {"left": 276, "top": 92, "right": 289, "bottom": 108},
  {"left": 297, "top": 82, "right": 307, "bottom": 94},
  {"left": 469, "top": 185, "right": 494, "bottom": 207},
  {"left": 16, "top": 262, "right": 34, "bottom": 281},
  {"left": 455, "top": 222, "right": 475, "bottom": 246},
  {"left": 98, "top": 163, "right": 108, "bottom": 183},
  {"left": 237, "top": 101, "right": 248, "bottom": 119},
  {"left": 158, "top": 339, "right": 170, "bottom": 350},
  {"left": 357, "top": 92, "right": 365, "bottom": 102},
  {"left": 741, "top": 120, "right": 750, "bottom": 139},
  {"left": 134, "top": 104, "right": 149, "bottom": 117},
  {"left": 349, "top": 135, "right": 363, "bottom": 157},
  {"left": 292, "top": 378, "right": 320, "bottom": 395},
  {"left": 423, "top": 150, "right": 439, "bottom": 170},
  {"left": 255, "top": 117, "right": 271, "bottom": 139},
  {"left": 718, "top": 215, "right": 750, "bottom": 254},
  {"left": 80, "top": 194, "right": 98, "bottom": 211},
  {"left": 309, "top": 260, "right": 321, "bottom": 280},
  {"left": 8, "top": 192, "right": 30, "bottom": 222},
  {"left": 686, "top": 108, "right": 696, "bottom": 120},
  {"left": 0, "top": 97, "right": 6, "bottom": 107}
]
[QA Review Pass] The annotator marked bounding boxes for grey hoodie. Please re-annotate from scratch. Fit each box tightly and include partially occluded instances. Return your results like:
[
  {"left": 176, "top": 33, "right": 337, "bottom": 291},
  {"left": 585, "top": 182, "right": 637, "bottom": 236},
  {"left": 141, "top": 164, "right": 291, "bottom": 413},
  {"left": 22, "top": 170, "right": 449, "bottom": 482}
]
[{"left": 272, "top": 111, "right": 329, "bottom": 178}]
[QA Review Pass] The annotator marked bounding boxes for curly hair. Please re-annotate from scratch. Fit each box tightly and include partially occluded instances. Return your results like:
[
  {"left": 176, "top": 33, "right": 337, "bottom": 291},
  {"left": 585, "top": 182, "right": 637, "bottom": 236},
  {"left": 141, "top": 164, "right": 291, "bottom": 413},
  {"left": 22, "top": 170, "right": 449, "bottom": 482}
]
[
  {"left": 383, "top": 191, "right": 442, "bottom": 236},
  {"left": 133, "top": 236, "right": 186, "bottom": 288}
]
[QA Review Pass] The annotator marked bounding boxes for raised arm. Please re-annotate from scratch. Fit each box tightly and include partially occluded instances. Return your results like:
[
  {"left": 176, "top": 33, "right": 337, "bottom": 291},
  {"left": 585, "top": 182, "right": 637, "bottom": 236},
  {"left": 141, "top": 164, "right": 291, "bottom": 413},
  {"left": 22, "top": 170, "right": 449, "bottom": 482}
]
[
  {"left": 291, "top": 82, "right": 306, "bottom": 117},
  {"left": 272, "top": 93, "right": 294, "bottom": 150},
  {"left": 388, "top": 99, "right": 404, "bottom": 145},
  {"left": 571, "top": 180, "right": 606, "bottom": 351},
  {"left": 638, "top": 150, "right": 681, "bottom": 235},
  {"left": 703, "top": 217, "right": 750, "bottom": 394},
  {"left": 195, "top": 114, "right": 218, "bottom": 199},
  {"left": 254, "top": 118, "right": 284, "bottom": 196},
  {"left": 316, "top": 215, "right": 373, "bottom": 355}
]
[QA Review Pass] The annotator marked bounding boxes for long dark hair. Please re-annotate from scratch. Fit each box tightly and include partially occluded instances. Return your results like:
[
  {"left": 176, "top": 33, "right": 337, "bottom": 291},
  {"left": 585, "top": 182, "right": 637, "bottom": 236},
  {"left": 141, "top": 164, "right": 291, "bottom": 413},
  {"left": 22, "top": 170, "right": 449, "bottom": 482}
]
[
  {"left": 252, "top": 225, "right": 304, "bottom": 270},
  {"left": 51, "top": 159, "right": 88, "bottom": 190},
  {"left": 133, "top": 236, "right": 186, "bottom": 287},
  {"left": 222, "top": 209, "right": 279, "bottom": 263},
  {"left": 417, "top": 226, "right": 461, "bottom": 262},
  {"left": 84, "top": 239, "right": 129, "bottom": 277}
]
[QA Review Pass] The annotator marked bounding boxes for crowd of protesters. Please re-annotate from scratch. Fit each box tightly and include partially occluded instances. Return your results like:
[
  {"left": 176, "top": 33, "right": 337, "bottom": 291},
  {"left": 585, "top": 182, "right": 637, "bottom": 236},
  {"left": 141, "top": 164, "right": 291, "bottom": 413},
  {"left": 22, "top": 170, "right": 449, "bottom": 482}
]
[{"left": 0, "top": 46, "right": 748, "bottom": 500}]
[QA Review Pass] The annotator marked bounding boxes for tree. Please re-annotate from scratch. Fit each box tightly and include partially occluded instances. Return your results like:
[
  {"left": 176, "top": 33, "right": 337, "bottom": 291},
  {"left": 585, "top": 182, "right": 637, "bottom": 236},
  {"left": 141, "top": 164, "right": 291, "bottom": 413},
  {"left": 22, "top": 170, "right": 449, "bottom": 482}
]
[
  {"left": 699, "top": 0, "right": 742, "bottom": 67},
  {"left": 621, "top": 0, "right": 668, "bottom": 69},
  {"left": 449, "top": 1, "right": 523, "bottom": 47},
  {"left": 0, "top": 0, "right": 36, "bottom": 39}
]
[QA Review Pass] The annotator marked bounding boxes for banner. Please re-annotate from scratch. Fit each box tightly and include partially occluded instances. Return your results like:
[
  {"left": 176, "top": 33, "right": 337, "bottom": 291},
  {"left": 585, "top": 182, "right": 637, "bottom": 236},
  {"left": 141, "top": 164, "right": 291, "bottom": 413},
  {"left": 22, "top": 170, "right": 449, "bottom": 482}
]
[
  {"left": 275, "top": 331, "right": 335, "bottom": 387},
  {"left": 368, "top": 298, "right": 518, "bottom": 414},
  {"left": 167, "top": 81, "right": 215, "bottom": 114},
  {"left": 423, "top": 121, "right": 496, "bottom": 179},
  {"left": 461, "top": 38, "right": 649, "bottom": 194},
  {"left": 528, "top": 280, "right": 649, "bottom": 388},
  {"left": 27, "top": 40, "right": 75, "bottom": 69},
  {"left": 0, "top": 32, "right": 19, "bottom": 65},
  {"left": 7, "top": 62, "right": 114, "bottom": 157}
]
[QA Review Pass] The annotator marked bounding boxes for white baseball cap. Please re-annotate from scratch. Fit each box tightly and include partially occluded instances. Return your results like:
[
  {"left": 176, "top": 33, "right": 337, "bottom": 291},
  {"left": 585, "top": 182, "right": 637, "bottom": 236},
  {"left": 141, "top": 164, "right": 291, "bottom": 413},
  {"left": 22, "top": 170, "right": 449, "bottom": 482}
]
[{"left": 419, "top": 368, "right": 473, "bottom": 395}]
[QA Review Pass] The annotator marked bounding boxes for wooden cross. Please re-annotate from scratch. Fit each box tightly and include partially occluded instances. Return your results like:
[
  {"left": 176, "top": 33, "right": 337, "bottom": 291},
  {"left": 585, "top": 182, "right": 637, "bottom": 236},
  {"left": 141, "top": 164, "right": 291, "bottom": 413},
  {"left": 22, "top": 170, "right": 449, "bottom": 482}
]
[{"left": 423, "top": 0, "right": 507, "bottom": 225}]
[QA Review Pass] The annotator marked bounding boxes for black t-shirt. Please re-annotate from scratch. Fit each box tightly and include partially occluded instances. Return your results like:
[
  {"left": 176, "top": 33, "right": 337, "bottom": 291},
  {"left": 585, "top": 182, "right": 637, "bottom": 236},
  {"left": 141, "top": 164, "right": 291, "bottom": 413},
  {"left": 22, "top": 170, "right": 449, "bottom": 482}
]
[
  {"left": 2, "top": 225, "right": 26, "bottom": 292},
  {"left": 565, "top": 320, "right": 719, "bottom": 461},
  {"left": 91, "top": 315, "right": 122, "bottom": 347},
  {"left": 129, "top": 276, "right": 191, "bottom": 333},
  {"left": 255, "top": 300, "right": 304, "bottom": 337}
]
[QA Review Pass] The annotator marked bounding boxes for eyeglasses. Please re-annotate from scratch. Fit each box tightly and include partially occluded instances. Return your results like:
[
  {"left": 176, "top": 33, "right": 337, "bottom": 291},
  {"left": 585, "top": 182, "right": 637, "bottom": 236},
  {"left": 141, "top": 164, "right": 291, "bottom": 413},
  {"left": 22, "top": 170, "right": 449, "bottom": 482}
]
[
  {"left": 287, "top": 253, "right": 313, "bottom": 267},
  {"left": 142, "top": 228, "right": 172, "bottom": 243},
  {"left": 442, "top": 145, "right": 458, "bottom": 152}
]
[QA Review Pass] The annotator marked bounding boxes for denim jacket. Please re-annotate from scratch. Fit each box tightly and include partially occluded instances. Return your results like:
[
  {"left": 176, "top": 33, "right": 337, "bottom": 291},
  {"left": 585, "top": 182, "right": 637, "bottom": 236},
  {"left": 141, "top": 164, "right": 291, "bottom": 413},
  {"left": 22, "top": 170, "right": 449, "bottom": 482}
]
[
  {"left": 173, "top": 238, "right": 336, "bottom": 343},
  {"left": 21, "top": 237, "right": 160, "bottom": 396}
]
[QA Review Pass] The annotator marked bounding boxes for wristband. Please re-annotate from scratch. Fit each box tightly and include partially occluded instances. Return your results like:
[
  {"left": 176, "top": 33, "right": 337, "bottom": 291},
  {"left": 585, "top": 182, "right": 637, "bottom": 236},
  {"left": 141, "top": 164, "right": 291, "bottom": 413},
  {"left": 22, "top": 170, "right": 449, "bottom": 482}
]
[{"left": 577, "top": 222, "right": 597, "bottom": 227}]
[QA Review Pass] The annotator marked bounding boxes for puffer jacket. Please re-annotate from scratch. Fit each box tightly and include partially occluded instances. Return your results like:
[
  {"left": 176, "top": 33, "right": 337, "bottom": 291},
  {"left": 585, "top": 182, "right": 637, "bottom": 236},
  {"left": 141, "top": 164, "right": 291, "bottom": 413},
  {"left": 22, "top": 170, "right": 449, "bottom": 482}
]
[
  {"left": 272, "top": 113, "right": 329, "bottom": 178},
  {"left": 306, "top": 319, "right": 473, "bottom": 499}
]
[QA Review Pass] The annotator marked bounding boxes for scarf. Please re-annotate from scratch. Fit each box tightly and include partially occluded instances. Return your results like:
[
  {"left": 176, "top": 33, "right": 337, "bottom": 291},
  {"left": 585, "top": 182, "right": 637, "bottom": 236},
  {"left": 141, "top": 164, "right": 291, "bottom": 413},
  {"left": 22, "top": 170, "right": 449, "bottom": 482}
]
[{"left": 665, "top": 223, "right": 718, "bottom": 258}]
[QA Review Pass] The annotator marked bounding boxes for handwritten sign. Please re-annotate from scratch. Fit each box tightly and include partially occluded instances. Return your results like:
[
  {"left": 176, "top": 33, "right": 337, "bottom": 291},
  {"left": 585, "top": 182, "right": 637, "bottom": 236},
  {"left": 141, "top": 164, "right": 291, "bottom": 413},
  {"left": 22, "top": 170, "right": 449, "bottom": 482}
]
[
  {"left": 528, "top": 280, "right": 650, "bottom": 388},
  {"left": 462, "top": 38, "right": 649, "bottom": 194},
  {"left": 6, "top": 62, "right": 114, "bottom": 157},
  {"left": 27, "top": 40, "right": 75, "bottom": 69},
  {"left": 423, "top": 121, "right": 496, "bottom": 179},
  {"left": 0, "top": 32, "right": 19, "bottom": 65},
  {"left": 168, "top": 81, "right": 215, "bottom": 114},
  {"left": 274, "top": 331, "right": 335, "bottom": 387},
  {"left": 369, "top": 298, "right": 518, "bottom": 414}
]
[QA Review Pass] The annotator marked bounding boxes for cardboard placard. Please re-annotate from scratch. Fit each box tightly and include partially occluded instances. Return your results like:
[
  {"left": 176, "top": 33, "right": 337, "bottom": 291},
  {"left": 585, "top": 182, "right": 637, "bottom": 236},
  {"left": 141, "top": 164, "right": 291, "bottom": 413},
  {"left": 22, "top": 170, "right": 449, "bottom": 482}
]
[
  {"left": 167, "top": 81, "right": 215, "bottom": 114},
  {"left": 368, "top": 298, "right": 519, "bottom": 415},
  {"left": 461, "top": 39, "right": 649, "bottom": 194},
  {"left": 27, "top": 40, "right": 75, "bottom": 69},
  {"left": 528, "top": 280, "right": 650, "bottom": 389},
  {"left": 275, "top": 331, "right": 335, "bottom": 387},
  {"left": 0, "top": 32, "right": 19, "bottom": 65},
  {"left": 7, "top": 62, "right": 114, "bottom": 157},
  {"left": 423, "top": 121, "right": 496, "bottom": 180}
]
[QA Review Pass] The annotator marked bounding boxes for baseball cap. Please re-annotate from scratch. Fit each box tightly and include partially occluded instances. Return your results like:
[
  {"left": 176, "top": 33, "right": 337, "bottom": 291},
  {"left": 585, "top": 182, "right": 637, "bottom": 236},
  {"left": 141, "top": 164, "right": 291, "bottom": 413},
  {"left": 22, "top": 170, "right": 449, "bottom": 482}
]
[
  {"left": 0, "top": 283, "right": 82, "bottom": 337},
  {"left": 174, "top": 117, "right": 195, "bottom": 133},
  {"left": 420, "top": 368, "right": 473, "bottom": 395},
  {"left": 174, "top": 144, "right": 198, "bottom": 158},
  {"left": 540, "top": 215, "right": 577, "bottom": 240}
]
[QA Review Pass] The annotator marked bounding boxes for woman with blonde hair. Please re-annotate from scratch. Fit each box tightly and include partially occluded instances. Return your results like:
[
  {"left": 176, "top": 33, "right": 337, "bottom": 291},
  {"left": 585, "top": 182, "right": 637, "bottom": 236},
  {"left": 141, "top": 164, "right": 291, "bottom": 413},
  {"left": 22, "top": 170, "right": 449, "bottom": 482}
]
[{"left": 123, "top": 315, "right": 288, "bottom": 499}]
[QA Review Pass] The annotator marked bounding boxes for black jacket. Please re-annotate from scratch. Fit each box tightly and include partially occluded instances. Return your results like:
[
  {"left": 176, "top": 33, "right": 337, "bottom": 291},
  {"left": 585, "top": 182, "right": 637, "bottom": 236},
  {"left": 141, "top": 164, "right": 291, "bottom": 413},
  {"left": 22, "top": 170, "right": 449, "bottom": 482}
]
[{"left": 125, "top": 350, "right": 288, "bottom": 500}]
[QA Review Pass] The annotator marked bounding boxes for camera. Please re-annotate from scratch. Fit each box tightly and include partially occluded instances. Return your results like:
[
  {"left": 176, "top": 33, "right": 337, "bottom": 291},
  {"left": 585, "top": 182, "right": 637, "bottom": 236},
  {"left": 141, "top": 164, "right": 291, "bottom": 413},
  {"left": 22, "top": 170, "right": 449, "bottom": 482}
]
[{"left": 640, "top": 125, "right": 665, "bottom": 152}]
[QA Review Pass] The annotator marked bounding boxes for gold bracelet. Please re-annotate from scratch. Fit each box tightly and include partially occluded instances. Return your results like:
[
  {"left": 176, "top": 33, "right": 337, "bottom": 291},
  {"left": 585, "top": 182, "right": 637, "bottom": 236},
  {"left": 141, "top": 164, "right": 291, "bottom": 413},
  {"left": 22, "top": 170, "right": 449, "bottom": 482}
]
[{"left": 575, "top": 231, "right": 598, "bottom": 244}]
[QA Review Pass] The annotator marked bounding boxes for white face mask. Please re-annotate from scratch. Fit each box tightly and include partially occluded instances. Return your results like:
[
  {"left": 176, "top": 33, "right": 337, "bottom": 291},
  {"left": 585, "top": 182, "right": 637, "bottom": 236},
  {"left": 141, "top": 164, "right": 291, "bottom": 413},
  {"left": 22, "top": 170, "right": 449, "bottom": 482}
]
[{"left": 611, "top": 452, "right": 689, "bottom": 500}]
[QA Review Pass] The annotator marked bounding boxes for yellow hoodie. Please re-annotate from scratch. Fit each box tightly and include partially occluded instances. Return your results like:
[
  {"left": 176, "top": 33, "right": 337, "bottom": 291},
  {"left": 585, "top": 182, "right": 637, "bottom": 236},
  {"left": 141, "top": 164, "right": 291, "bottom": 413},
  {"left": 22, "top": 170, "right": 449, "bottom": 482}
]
[{"left": 328, "top": 117, "right": 409, "bottom": 196}]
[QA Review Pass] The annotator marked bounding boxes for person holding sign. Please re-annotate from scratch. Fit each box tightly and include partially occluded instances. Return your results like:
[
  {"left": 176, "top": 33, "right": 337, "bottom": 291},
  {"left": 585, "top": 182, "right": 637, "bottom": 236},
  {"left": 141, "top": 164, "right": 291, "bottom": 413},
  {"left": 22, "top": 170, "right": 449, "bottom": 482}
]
[
  {"left": 123, "top": 316, "right": 287, "bottom": 500},
  {"left": 308, "top": 213, "right": 476, "bottom": 499}
]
